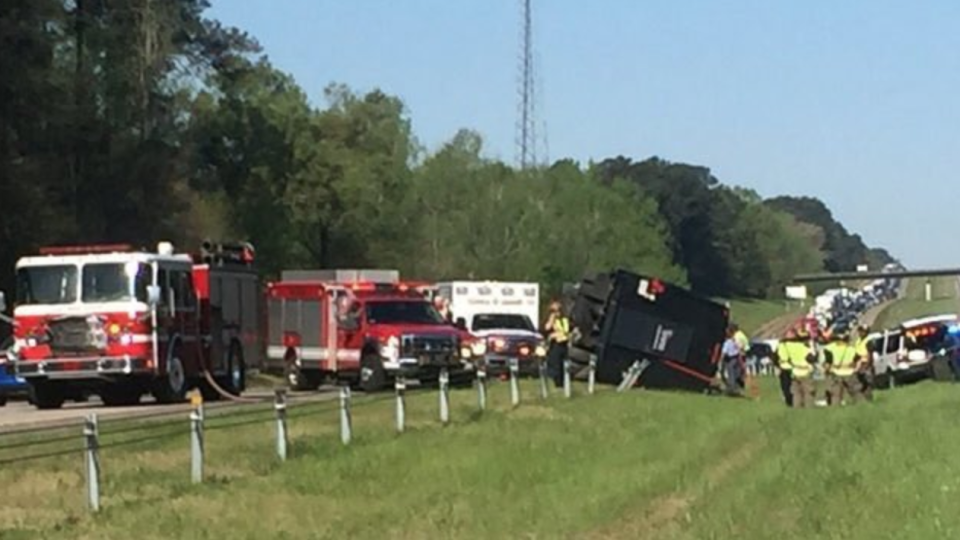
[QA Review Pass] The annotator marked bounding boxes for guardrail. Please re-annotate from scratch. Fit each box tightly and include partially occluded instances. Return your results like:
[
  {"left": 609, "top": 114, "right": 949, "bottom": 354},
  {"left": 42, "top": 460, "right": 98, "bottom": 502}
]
[{"left": 0, "top": 357, "right": 595, "bottom": 514}]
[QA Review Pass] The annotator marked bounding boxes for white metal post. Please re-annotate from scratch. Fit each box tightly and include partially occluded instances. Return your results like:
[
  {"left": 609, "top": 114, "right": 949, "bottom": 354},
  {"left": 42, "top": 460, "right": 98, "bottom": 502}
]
[
  {"left": 339, "top": 386, "right": 352, "bottom": 445},
  {"left": 538, "top": 359, "right": 549, "bottom": 399},
  {"left": 190, "top": 403, "right": 204, "bottom": 484},
  {"left": 476, "top": 365, "right": 487, "bottom": 412},
  {"left": 439, "top": 368, "right": 450, "bottom": 425},
  {"left": 275, "top": 388, "right": 288, "bottom": 461},
  {"left": 509, "top": 358, "right": 520, "bottom": 407},
  {"left": 563, "top": 359, "right": 572, "bottom": 399},
  {"left": 84, "top": 414, "right": 100, "bottom": 512},
  {"left": 587, "top": 355, "right": 597, "bottom": 395},
  {"left": 395, "top": 376, "right": 406, "bottom": 434}
]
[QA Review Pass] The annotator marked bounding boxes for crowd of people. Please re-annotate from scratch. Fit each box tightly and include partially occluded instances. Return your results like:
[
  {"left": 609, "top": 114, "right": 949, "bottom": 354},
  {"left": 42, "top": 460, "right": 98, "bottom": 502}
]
[{"left": 720, "top": 322, "right": 874, "bottom": 407}]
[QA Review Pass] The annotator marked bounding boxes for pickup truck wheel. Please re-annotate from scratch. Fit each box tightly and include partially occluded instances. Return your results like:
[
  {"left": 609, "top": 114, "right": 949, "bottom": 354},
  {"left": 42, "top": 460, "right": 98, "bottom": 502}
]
[
  {"left": 284, "top": 360, "right": 319, "bottom": 391},
  {"left": 930, "top": 356, "right": 954, "bottom": 382},
  {"left": 0, "top": 395, "right": 7, "bottom": 407},
  {"left": 359, "top": 353, "right": 387, "bottom": 392},
  {"left": 29, "top": 383, "right": 65, "bottom": 410}
]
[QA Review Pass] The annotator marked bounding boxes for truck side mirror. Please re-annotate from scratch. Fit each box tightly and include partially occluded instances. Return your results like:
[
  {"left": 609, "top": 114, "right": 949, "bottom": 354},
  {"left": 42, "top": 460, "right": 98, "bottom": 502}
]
[
  {"left": 147, "top": 285, "right": 161, "bottom": 306},
  {"left": 455, "top": 317, "right": 467, "bottom": 331}
]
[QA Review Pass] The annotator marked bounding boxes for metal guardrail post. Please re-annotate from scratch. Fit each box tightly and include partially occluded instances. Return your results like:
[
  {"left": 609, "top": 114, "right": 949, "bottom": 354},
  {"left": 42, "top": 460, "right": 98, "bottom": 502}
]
[
  {"left": 509, "top": 358, "right": 521, "bottom": 407},
  {"left": 339, "top": 386, "right": 352, "bottom": 445},
  {"left": 395, "top": 376, "right": 406, "bottom": 434},
  {"left": 439, "top": 368, "right": 450, "bottom": 425},
  {"left": 84, "top": 414, "right": 100, "bottom": 512},
  {"left": 275, "top": 388, "right": 288, "bottom": 461},
  {"left": 587, "top": 355, "right": 597, "bottom": 395},
  {"left": 563, "top": 359, "right": 572, "bottom": 399},
  {"left": 538, "top": 359, "right": 549, "bottom": 400},
  {"left": 190, "top": 396, "right": 204, "bottom": 484},
  {"left": 476, "top": 365, "right": 487, "bottom": 412}
]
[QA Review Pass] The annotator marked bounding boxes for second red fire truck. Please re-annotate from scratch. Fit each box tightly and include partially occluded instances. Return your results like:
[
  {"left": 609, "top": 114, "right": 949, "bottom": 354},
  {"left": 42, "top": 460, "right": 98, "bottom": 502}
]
[
  {"left": 264, "top": 270, "right": 483, "bottom": 391},
  {"left": 10, "top": 241, "right": 259, "bottom": 409}
]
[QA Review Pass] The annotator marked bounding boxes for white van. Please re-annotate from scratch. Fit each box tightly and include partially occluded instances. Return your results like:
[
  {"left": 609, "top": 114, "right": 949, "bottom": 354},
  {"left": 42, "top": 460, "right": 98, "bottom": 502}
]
[{"left": 871, "top": 314, "right": 957, "bottom": 387}]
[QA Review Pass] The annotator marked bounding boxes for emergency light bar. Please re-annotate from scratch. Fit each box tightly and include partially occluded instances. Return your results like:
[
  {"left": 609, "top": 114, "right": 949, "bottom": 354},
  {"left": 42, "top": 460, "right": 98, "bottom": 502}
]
[
  {"left": 200, "top": 240, "right": 255, "bottom": 266},
  {"left": 38, "top": 244, "right": 134, "bottom": 255}
]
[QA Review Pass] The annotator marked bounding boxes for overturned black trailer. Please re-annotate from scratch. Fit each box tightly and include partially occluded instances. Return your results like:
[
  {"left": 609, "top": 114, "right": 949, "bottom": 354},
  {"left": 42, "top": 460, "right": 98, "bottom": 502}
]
[{"left": 566, "top": 270, "right": 729, "bottom": 393}]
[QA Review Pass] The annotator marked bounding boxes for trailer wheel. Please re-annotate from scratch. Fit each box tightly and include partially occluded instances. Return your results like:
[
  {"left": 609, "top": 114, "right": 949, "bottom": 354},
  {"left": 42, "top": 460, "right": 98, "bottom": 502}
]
[
  {"left": 359, "top": 353, "right": 387, "bottom": 392},
  {"left": 153, "top": 349, "right": 188, "bottom": 404},
  {"left": 29, "top": 383, "right": 65, "bottom": 410}
]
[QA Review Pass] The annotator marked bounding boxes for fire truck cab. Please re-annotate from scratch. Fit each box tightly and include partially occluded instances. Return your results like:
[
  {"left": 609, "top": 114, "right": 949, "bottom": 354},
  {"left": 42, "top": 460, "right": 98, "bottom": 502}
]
[
  {"left": 11, "top": 241, "right": 259, "bottom": 409},
  {"left": 265, "top": 270, "right": 482, "bottom": 392}
]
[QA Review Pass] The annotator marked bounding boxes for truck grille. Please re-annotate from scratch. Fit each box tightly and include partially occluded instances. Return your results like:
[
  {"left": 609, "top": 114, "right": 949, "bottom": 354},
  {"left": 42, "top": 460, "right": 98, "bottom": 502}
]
[
  {"left": 401, "top": 334, "right": 458, "bottom": 365},
  {"left": 47, "top": 316, "right": 105, "bottom": 355}
]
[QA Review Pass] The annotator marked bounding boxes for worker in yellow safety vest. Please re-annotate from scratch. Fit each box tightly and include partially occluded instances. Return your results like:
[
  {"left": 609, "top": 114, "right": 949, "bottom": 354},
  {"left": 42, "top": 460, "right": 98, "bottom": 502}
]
[
  {"left": 824, "top": 330, "right": 860, "bottom": 406},
  {"left": 543, "top": 299, "right": 570, "bottom": 388},
  {"left": 776, "top": 327, "right": 816, "bottom": 408}
]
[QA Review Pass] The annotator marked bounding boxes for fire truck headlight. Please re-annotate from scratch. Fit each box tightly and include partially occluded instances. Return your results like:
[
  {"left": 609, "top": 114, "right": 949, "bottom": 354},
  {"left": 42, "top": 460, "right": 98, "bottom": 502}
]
[
  {"left": 119, "top": 333, "right": 134, "bottom": 346},
  {"left": 460, "top": 346, "right": 472, "bottom": 359},
  {"left": 379, "top": 336, "right": 400, "bottom": 361},
  {"left": 535, "top": 345, "right": 547, "bottom": 357},
  {"left": 25, "top": 338, "right": 38, "bottom": 348},
  {"left": 470, "top": 341, "right": 487, "bottom": 356}
]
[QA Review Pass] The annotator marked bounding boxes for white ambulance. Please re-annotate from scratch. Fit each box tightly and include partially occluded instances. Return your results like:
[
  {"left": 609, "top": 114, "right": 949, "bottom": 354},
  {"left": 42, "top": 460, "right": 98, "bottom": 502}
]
[{"left": 435, "top": 281, "right": 546, "bottom": 374}]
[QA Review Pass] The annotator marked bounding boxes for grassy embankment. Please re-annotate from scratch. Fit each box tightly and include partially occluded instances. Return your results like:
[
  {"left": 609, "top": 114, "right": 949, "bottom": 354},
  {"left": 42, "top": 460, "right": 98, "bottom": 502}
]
[
  {"left": 724, "top": 298, "right": 803, "bottom": 336},
  {"left": 872, "top": 276, "right": 959, "bottom": 330},
  {"left": 5, "top": 375, "right": 960, "bottom": 539}
]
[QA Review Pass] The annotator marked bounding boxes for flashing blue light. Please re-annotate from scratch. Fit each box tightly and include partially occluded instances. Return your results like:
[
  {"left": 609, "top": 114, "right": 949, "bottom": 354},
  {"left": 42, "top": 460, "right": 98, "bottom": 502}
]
[{"left": 948, "top": 325, "right": 960, "bottom": 335}]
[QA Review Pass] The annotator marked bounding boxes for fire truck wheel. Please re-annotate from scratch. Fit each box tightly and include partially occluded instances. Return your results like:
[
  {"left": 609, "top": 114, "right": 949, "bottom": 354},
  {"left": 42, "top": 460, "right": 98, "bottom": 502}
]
[
  {"left": 226, "top": 342, "right": 246, "bottom": 394},
  {"left": 153, "top": 351, "right": 188, "bottom": 404},
  {"left": 359, "top": 353, "right": 387, "bottom": 392},
  {"left": 29, "top": 383, "right": 65, "bottom": 410},
  {"left": 100, "top": 386, "right": 142, "bottom": 407}
]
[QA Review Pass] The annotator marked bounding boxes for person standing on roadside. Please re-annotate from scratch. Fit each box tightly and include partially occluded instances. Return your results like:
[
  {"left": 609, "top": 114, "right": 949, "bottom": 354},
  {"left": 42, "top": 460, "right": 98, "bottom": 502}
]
[
  {"left": 543, "top": 299, "right": 570, "bottom": 388},
  {"left": 776, "top": 327, "right": 815, "bottom": 408},
  {"left": 721, "top": 325, "right": 744, "bottom": 396},
  {"left": 824, "top": 329, "right": 860, "bottom": 406}
]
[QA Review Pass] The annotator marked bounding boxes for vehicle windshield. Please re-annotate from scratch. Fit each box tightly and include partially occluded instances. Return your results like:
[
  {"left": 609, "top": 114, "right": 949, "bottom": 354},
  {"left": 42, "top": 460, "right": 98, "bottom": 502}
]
[
  {"left": 365, "top": 301, "right": 447, "bottom": 325},
  {"left": 16, "top": 265, "right": 78, "bottom": 305},
  {"left": 15, "top": 262, "right": 152, "bottom": 305},
  {"left": 82, "top": 263, "right": 152, "bottom": 303},
  {"left": 472, "top": 313, "right": 536, "bottom": 332}
]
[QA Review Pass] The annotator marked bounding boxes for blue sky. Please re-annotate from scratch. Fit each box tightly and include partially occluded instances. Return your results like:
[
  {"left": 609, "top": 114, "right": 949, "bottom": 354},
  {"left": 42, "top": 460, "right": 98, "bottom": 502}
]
[{"left": 208, "top": 0, "right": 960, "bottom": 268}]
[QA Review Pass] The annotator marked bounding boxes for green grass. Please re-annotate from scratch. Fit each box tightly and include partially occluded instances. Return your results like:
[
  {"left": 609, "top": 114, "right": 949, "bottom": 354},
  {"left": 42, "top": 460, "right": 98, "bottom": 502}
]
[
  {"left": 724, "top": 298, "right": 802, "bottom": 335},
  {"left": 6, "top": 377, "right": 960, "bottom": 539},
  {"left": 872, "top": 277, "right": 959, "bottom": 330}
]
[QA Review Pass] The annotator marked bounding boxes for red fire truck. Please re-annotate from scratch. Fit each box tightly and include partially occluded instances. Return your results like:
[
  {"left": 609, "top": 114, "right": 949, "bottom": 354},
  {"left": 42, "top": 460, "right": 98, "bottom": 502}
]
[
  {"left": 265, "top": 270, "right": 483, "bottom": 391},
  {"left": 10, "top": 241, "right": 259, "bottom": 409}
]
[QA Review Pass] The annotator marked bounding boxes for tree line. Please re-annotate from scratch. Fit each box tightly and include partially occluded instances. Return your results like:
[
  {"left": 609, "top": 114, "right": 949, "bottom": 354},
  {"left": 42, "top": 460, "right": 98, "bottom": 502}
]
[{"left": 0, "top": 0, "right": 893, "bottom": 307}]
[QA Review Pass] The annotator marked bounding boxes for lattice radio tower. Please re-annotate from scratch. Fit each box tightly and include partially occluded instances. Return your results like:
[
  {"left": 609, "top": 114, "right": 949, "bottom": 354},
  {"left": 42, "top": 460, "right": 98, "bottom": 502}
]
[{"left": 516, "top": 0, "right": 537, "bottom": 170}]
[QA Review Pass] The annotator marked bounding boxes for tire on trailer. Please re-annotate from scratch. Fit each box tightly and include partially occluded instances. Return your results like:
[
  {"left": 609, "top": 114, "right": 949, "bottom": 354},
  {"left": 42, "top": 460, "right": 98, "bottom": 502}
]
[
  {"left": 359, "top": 352, "right": 387, "bottom": 393},
  {"left": 29, "top": 382, "right": 65, "bottom": 410},
  {"left": 153, "top": 346, "right": 188, "bottom": 404}
]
